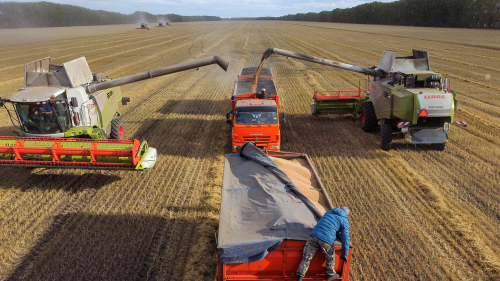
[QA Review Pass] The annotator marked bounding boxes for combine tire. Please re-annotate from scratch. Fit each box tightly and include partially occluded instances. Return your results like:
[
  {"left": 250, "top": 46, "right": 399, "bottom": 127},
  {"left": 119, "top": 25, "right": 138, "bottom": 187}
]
[
  {"left": 380, "top": 124, "right": 393, "bottom": 151},
  {"left": 434, "top": 142, "right": 447, "bottom": 151},
  {"left": 110, "top": 118, "right": 125, "bottom": 140},
  {"left": 360, "top": 102, "right": 377, "bottom": 132}
]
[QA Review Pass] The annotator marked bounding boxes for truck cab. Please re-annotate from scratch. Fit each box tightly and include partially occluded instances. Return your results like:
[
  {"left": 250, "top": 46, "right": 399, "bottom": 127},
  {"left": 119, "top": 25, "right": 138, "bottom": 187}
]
[{"left": 227, "top": 67, "right": 283, "bottom": 152}]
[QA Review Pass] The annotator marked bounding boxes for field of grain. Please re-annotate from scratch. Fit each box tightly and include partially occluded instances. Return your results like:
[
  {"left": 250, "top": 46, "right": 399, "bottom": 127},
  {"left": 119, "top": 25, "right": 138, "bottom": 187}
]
[{"left": 0, "top": 21, "right": 499, "bottom": 280}]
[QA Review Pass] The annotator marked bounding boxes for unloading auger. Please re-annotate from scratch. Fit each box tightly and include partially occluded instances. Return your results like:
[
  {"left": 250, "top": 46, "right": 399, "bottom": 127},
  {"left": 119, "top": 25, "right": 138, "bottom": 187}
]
[{"left": 0, "top": 56, "right": 229, "bottom": 169}]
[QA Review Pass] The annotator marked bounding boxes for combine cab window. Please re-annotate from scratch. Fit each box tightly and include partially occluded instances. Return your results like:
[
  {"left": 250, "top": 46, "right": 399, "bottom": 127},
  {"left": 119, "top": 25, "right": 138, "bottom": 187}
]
[
  {"left": 235, "top": 112, "right": 278, "bottom": 125},
  {"left": 16, "top": 101, "right": 72, "bottom": 134}
]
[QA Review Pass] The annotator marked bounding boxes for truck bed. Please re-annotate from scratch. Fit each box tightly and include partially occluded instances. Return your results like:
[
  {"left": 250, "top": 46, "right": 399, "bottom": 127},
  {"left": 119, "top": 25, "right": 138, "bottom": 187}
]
[
  {"left": 233, "top": 67, "right": 278, "bottom": 97},
  {"left": 217, "top": 148, "right": 352, "bottom": 281}
]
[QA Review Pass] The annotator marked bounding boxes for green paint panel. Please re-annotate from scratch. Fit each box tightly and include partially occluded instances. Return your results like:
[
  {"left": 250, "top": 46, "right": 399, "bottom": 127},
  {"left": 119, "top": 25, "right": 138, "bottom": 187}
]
[{"left": 392, "top": 90, "right": 413, "bottom": 121}]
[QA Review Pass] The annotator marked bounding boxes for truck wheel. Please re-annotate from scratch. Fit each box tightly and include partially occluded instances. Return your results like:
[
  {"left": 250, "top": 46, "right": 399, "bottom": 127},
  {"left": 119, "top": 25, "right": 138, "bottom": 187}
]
[
  {"left": 434, "top": 142, "right": 446, "bottom": 151},
  {"left": 380, "top": 124, "right": 393, "bottom": 151},
  {"left": 361, "top": 102, "right": 377, "bottom": 132},
  {"left": 110, "top": 118, "right": 125, "bottom": 140}
]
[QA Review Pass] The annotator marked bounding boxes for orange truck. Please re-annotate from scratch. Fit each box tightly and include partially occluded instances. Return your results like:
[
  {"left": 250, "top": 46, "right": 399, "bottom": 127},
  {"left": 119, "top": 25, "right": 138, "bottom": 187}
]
[{"left": 227, "top": 67, "right": 285, "bottom": 152}]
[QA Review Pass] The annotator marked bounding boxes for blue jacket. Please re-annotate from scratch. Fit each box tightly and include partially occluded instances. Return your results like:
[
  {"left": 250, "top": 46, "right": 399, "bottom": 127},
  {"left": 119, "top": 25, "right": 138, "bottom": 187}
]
[{"left": 310, "top": 208, "right": 350, "bottom": 257}]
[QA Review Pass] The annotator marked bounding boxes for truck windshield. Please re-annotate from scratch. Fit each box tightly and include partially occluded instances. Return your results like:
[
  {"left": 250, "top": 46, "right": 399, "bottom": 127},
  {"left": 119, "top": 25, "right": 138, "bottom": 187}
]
[
  {"left": 16, "top": 101, "right": 72, "bottom": 134},
  {"left": 235, "top": 111, "right": 278, "bottom": 125}
]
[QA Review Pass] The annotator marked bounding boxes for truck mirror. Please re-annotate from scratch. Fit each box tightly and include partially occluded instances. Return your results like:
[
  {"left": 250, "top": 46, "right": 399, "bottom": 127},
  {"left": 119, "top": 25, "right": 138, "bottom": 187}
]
[
  {"left": 280, "top": 112, "right": 287, "bottom": 124},
  {"left": 70, "top": 97, "right": 78, "bottom": 107},
  {"left": 122, "top": 97, "right": 131, "bottom": 105}
]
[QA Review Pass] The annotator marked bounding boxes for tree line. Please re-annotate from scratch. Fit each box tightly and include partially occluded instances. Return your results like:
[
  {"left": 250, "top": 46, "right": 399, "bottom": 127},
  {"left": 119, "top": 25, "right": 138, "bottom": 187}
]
[
  {"left": 0, "top": 2, "right": 220, "bottom": 29},
  {"left": 273, "top": 0, "right": 500, "bottom": 28}
]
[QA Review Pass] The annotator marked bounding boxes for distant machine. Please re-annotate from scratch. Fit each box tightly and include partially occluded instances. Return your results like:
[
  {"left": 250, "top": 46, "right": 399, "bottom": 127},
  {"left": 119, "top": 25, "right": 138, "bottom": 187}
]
[
  {"left": 156, "top": 22, "right": 166, "bottom": 28},
  {"left": 136, "top": 23, "right": 149, "bottom": 30}
]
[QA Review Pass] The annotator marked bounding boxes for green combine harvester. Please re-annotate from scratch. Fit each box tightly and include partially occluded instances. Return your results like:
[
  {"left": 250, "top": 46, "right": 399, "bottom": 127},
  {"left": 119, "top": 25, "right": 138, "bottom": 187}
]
[
  {"left": 255, "top": 47, "right": 468, "bottom": 150},
  {"left": 0, "top": 56, "right": 229, "bottom": 169}
]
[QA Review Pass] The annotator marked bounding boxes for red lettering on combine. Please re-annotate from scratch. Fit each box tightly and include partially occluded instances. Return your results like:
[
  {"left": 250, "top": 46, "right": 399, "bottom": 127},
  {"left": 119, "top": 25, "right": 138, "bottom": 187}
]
[{"left": 424, "top": 95, "right": 446, "bottom": 99}]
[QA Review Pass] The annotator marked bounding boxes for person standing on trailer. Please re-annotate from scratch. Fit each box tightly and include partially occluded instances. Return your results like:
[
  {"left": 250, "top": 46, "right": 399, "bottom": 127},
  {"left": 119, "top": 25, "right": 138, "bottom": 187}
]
[
  {"left": 256, "top": 88, "right": 269, "bottom": 99},
  {"left": 296, "top": 206, "right": 350, "bottom": 281}
]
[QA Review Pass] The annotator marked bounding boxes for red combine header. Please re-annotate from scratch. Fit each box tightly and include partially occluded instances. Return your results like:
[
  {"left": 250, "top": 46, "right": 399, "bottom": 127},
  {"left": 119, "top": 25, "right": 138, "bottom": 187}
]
[{"left": 0, "top": 137, "right": 156, "bottom": 170}]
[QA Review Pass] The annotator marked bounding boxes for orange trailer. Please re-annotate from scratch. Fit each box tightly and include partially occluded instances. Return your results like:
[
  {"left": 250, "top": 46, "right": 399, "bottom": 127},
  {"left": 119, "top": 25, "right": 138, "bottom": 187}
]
[
  {"left": 217, "top": 146, "right": 352, "bottom": 281},
  {"left": 217, "top": 240, "right": 352, "bottom": 280}
]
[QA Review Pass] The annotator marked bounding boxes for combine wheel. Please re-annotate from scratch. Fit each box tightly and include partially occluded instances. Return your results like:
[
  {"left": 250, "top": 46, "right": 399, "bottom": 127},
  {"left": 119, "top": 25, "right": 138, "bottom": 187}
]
[
  {"left": 380, "top": 124, "right": 393, "bottom": 151},
  {"left": 360, "top": 102, "right": 377, "bottom": 132},
  {"left": 434, "top": 142, "right": 447, "bottom": 151},
  {"left": 110, "top": 118, "right": 125, "bottom": 140}
]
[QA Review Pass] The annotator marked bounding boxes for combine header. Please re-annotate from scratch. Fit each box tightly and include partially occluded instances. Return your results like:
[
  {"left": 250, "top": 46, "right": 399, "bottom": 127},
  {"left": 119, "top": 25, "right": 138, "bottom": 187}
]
[
  {"left": 255, "top": 47, "right": 468, "bottom": 151},
  {"left": 136, "top": 23, "right": 149, "bottom": 30},
  {"left": 0, "top": 56, "right": 229, "bottom": 169},
  {"left": 0, "top": 137, "right": 155, "bottom": 170}
]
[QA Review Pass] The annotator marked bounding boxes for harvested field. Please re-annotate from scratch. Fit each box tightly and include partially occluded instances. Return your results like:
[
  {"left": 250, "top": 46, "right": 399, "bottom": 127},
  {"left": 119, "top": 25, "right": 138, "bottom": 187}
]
[{"left": 0, "top": 21, "right": 499, "bottom": 280}]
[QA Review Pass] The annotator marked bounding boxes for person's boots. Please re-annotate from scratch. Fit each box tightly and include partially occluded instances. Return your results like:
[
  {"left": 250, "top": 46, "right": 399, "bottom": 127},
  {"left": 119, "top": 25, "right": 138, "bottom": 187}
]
[
  {"left": 296, "top": 276, "right": 303, "bottom": 281},
  {"left": 326, "top": 273, "right": 340, "bottom": 280}
]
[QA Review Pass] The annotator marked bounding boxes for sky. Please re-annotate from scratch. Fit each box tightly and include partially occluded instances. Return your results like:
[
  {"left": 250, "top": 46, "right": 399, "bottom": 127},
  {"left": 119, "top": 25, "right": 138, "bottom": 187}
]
[{"left": 5, "top": 0, "right": 395, "bottom": 18}]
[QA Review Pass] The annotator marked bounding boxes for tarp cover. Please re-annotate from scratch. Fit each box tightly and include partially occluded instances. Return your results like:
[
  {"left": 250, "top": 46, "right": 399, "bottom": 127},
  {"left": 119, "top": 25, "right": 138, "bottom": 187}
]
[{"left": 218, "top": 143, "right": 323, "bottom": 264}]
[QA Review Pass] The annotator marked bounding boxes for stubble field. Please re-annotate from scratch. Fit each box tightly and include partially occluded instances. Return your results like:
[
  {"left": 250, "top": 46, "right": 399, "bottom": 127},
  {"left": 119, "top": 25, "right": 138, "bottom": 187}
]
[{"left": 0, "top": 21, "right": 499, "bottom": 280}]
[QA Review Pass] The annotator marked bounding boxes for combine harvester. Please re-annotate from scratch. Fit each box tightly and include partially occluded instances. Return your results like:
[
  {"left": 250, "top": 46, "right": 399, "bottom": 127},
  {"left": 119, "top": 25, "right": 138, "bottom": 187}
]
[
  {"left": 226, "top": 67, "right": 286, "bottom": 152},
  {"left": 217, "top": 142, "right": 352, "bottom": 280},
  {"left": 0, "top": 56, "right": 228, "bottom": 169},
  {"left": 254, "top": 47, "right": 468, "bottom": 151},
  {"left": 136, "top": 23, "right": 149, "bottom": 30},
  {"left": 156, "top": 22, "right": 166, "bottom": 27}
]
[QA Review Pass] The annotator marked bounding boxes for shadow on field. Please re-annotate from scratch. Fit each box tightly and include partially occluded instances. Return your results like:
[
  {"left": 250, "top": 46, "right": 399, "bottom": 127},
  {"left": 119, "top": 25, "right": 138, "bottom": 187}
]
[
  {"left": 280, "top": 114, "right": 385, "bottom": 158},
  {"left": 157, "top": 99, "right": 231, "bottom": 115},
  {"left": 6, "top": 213, "right": 218, "bottom": 281},
  {"left": 132, "top": 117, "right": 233, "bottom": 157},
  {"left": 282, "top": 115, "right": 447, "bottom": 155},
  {"left": 0, "top": 171, "right": 121, "bottom": 192}
]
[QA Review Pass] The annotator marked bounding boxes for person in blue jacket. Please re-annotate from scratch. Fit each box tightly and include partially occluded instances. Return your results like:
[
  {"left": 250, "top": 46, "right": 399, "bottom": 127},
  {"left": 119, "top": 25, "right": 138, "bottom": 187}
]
[{"left": 296, "top": 206, "right": 350, "bottom": 281}]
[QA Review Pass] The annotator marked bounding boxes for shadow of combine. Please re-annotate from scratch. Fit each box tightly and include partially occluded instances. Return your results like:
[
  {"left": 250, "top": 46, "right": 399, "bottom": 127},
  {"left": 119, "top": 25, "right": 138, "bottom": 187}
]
[
  {"left": 0, "top": 171, "right": 121, "bottom": 193},
  {"left": 157, "top": 99, "right": 231, "bottom": 115},
  {"left": 131, "top": 117, "right": 232, "bottom": 158},
  {"left": 279, "top": 114, "right": 384, "bottom": 158},
  {"left": 5, "top": 213, "right": 218, "bottom": 281},
  {"left": 281, "top": 114, "right": 446, "bottom": 156}
]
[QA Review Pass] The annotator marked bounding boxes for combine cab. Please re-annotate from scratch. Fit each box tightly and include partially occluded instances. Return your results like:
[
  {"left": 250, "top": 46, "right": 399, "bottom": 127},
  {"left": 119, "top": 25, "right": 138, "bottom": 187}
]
[
  {"left": 217, "top": 143, "right": 352, "bottom": 280},
  {"left": 0, "top": 56, "right": 229, "bottom": 169},
  {"left": 226, "top": 67, "right": 285, "bottom": 152},
  {"left": 136, "top": 23, "right": 149, "bottom": 30}
]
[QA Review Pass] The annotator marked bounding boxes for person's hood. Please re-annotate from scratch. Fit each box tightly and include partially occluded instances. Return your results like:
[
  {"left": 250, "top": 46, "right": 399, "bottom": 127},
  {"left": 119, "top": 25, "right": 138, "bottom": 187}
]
[{"left": 332, "top": 208, "right": 347, "bottom": 218}]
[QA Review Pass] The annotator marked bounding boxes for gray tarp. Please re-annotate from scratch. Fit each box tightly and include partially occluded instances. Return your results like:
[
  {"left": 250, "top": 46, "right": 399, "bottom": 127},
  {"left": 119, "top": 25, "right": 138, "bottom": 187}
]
[{"left": 218, "top": 143, "right": 323, "bottom": 264}]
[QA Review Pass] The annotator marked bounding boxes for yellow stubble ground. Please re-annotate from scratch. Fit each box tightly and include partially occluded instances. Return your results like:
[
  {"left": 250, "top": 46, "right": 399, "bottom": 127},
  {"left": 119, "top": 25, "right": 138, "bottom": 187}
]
[{"left": 0, "top": 21, "right": 499, "bottom": 280}]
